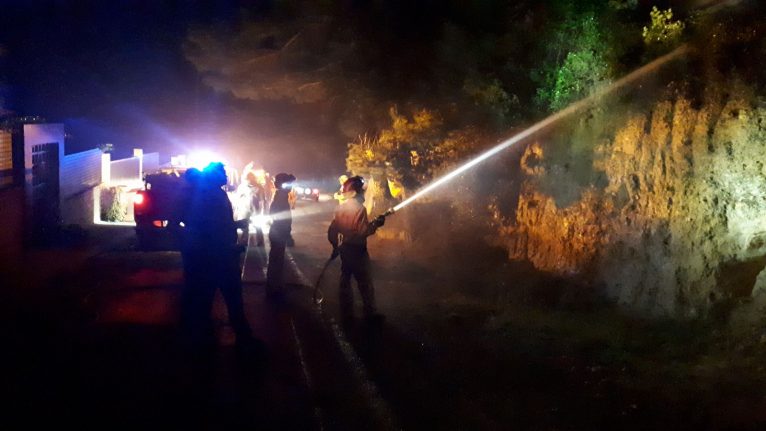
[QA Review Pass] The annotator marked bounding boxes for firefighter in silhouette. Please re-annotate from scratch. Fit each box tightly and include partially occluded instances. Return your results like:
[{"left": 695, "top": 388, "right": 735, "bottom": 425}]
[
  {"left": 262, "top": 171, "right": 276, "bottom": 211},
  {"left": 266, "top": 173, "right": 296, "bottom": 300},
  {"left": 328, "top": 175, "right": 386, "bottom": 324},
  {"left": 180, "top": 162, "right": 254, "bottom": 349}
]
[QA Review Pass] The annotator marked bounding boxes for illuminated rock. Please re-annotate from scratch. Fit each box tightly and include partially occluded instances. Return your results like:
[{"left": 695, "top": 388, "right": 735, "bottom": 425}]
[{"left": 506, "top": 89, "right": 766, "bottom": 316}]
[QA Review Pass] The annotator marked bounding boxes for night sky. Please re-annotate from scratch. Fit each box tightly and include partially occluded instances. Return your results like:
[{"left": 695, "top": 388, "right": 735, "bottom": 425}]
[{"left": 0, "top": 0, "right": 341, "bottom": 177}]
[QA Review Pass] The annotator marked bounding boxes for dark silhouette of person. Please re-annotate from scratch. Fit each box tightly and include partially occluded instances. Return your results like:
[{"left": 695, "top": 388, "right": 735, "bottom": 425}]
[
  {"left": 327, "top": 175, "right": 385, "bottom": 324},
  {"left": 266, "top": 173, "right": 295, "bottom": 300},
  {"left": 180, "top": 162, "right": 253, "bottom": 349}
]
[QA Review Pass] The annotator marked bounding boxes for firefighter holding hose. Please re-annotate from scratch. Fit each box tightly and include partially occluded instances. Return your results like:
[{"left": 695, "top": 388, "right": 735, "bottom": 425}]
[{"left": 327, "top": 175, "right": 386, "bottom": 325}]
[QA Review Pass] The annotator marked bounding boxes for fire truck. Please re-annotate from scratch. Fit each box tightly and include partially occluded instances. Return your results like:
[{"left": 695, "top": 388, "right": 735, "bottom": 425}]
[{"left": 133, "top": 168, "right": 192, "bottom": 250}]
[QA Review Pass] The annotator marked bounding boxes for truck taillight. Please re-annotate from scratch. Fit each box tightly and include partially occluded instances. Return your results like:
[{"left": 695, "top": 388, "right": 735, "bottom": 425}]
[
  {"left": 312, "top": 188, "right": 319, "bottom": 194},
  {"left": 133, "top": 193, "right": 145, "bottom": 205}
]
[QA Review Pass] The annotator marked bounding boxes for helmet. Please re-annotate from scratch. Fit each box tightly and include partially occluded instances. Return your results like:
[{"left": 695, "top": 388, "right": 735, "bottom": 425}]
[
  {"left": 342, "top": 175, "right": 365, "bottom": 194},
  {"left": 274, "top": 173, "right": 296, "bottom": 188}
]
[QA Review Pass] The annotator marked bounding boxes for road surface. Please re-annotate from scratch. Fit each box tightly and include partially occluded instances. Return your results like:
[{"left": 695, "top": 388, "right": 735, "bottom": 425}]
[{"left": 5, "top": 200, "right": 765, "bottom": 430}]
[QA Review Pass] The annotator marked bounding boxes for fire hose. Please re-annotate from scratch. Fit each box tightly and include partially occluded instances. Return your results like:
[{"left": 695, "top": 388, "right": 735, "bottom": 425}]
[{"left": 312, "top": 253, "right": 336, "bottom": 305}]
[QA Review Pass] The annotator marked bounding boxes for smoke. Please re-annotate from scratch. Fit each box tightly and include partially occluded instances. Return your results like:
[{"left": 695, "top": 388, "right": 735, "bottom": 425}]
[
  {"left": 691, "top": 0, "right": 742, "bottom": 11},
  {"left": 183, "top": 18, "right": 362, "bottom": 177},
  {"left": 184, "top": 19, "right": 348, "bottom": 105}
]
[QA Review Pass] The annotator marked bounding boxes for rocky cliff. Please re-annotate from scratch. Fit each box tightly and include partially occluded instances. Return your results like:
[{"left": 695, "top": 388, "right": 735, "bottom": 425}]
[{"left": 502, "top": 86, "right": 766, "bottom": 317}]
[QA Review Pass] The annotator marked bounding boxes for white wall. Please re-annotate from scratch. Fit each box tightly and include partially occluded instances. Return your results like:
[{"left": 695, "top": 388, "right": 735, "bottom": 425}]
[
  {"left": 110, "top": 156, "right": 141, "bottom": 185},
  {"left": 109, "top": 151, "right": 160, "bottom": 186},
  {"left": 61, "top": 149, "right": 102, "bottom": 198},
  {"left": 23, "top": 123, "right": 65, "bottom": 172},
  {"left": 60, "top": 148, "right": 103, "bottom": 225},
  {"left": 143, "top": 152, "right": 159, "bottom": 173},
  {"left": 23, "top": 123, "right": 65, "bottom": 201}
]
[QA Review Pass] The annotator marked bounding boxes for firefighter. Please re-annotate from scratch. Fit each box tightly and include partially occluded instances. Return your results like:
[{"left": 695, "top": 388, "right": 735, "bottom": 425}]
[
  {"left": 266, "top": 172, "right": 296, "bottom": 300},
  {"left": 327, "top": 175, "right": 385, "bottom": 324},
  {"left": 286, "top": 183, "right": 298, "bottom": 246},
  {"left": 258, "top": 170, "right": 276, "bottom": 212},
  {"left": 240, "top": 168, "right": 267, "bottom": 247},
  {"left": 180, "top": 162, "right": 254, "bottom": 349}
]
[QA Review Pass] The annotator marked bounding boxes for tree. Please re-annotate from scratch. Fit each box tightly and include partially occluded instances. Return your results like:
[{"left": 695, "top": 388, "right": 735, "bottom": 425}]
[
  {"left": 642, "top": 7, "right": 685, "bottom": 48},
  {"left": 608, "top": 0, "right": 637, "bottom": 11},
  {"left": 347, "top": 107, "right": 484, "bottom": 193},
  {"left": 533, "top": 11, "right": 613, "bottom": 112},
  {"left": 463, "top": 75, "right": 520, "bottom": 127}
]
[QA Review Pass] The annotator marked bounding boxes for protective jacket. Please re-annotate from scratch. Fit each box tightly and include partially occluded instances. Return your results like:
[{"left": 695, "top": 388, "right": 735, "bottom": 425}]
[
  {"left": 270, "top": 189, "right": 293, "bottom": 243},
  {"left": 328, "top": 198, "right": 378, "bottom": 248},
  {"left": 183, "top": 185, "right": 237, "bottom": 253}
]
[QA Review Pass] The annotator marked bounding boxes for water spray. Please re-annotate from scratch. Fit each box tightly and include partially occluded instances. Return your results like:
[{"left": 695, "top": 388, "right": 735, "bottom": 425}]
[
  {"left": 373, "top": 45, "right": 689, "bottom": 222},
  {"left": 314, "top": 45, "right": 690, "bottom": 306}
]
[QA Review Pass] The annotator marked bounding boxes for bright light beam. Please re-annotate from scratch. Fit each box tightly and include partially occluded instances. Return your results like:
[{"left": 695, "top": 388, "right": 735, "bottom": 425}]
[
  {"left": 392, "top": 45, "right": 689, "bottom": 213},
  {"left": 188, "top": 150, "right": 226, "bottom": 169}
]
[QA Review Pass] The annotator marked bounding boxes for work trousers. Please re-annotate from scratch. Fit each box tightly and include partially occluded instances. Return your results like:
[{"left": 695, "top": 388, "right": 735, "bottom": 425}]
[
  {"left": 339, "top": 244, "right": 376, "bottom": 318},
  {"left": 266, "top": 234, "right": 286, "bottom": 294},
  {"left": 181, "top": 250, "right": 251, "bottom": 346}
]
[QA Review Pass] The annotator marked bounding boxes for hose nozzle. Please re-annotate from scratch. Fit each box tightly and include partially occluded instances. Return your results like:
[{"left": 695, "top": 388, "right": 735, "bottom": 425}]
[{"left": 371, "top": 208, "right": 395, "bottom": 229}]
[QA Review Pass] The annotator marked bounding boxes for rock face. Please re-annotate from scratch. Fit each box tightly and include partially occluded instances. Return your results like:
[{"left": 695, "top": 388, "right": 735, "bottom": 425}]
[{"left": 502, "top": 90, "right": 766, "bottom": 317}]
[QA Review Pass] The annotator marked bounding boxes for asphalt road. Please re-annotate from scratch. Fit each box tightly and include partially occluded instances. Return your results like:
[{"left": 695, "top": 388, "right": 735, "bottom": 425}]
[
  {"left": 2, "top": 200, "right": 441, "bottom": 430},
  {"left": 9, "top": 199, "right": 752, "bottom": 430},
  {"left": 0, "top": 201, "right": 597, "bottom": 430}
]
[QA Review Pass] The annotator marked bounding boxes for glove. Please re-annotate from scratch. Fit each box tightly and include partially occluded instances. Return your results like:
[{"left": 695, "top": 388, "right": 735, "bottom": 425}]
[
  {"left": 330, "top": 246, "right": 340, "bottom": 260},
  {"left": 371, "top": 215, "right": 386, "bottom": 228}
]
